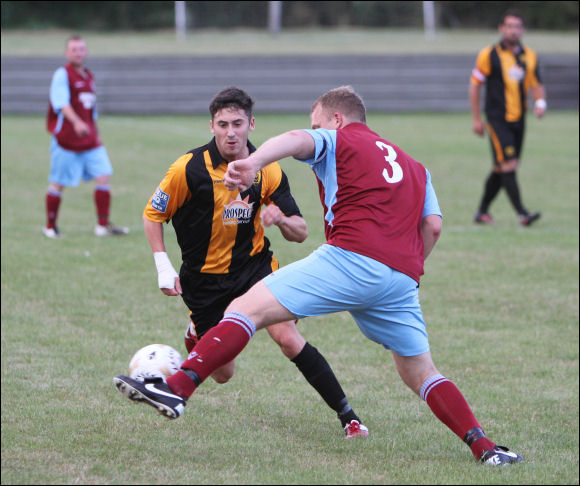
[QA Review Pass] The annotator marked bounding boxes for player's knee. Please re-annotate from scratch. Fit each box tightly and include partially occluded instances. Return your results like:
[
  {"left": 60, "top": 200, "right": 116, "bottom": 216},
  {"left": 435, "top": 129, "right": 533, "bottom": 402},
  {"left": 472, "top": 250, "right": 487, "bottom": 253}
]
[
  {"left": 211, "top": 362, "right": 235, "bottom": 384},
  {"left": 211, "top": 372, "right": 232, "bottom": 384},
  {"left": 49, "top": 182, "right": 64, "bottom": 193},
  {"left": 277, "top": 339, "right": 298, "bottom": 359},
  {"left": 501, "top": 159, "right": 519, "bottom": 172},
  {"left": 393, "top": 352, "right": 439, "bottom": 395},
  {"left": 94, "top": 174, "right": 110, "bottom": 185},
  {"left": 274, "top": 330, "right": 305, "bottom": 358}
]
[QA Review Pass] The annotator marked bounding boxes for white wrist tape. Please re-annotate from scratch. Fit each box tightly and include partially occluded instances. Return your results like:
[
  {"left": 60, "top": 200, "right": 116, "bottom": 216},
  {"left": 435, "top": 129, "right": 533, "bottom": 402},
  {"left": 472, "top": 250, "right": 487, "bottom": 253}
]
[
  {"left": 154, "top": 252, "right": 178, "bottom": 289},
  {"left": 535, "top": 98, "right": 547, "bottom": 110}
]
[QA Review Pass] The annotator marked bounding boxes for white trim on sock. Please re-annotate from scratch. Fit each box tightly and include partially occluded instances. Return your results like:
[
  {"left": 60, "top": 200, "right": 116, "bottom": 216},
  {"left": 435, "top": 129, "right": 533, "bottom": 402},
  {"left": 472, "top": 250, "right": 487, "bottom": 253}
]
[
  {"left": 223, "top": 311, "right": 256, "bottom": 339},
  {"left": 420, "top": 373, "right": 449, "bottom": 402}
]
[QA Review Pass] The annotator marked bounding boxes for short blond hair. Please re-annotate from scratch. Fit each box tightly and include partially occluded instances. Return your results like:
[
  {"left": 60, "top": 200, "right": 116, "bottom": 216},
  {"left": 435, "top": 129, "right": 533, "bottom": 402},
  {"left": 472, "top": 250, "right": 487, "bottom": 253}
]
[
  {"left": 66, "top": 34, "right": 85, "bottom": 47},
  {"left": 311, "top": 85, "right": 366, "bottom": 123}
]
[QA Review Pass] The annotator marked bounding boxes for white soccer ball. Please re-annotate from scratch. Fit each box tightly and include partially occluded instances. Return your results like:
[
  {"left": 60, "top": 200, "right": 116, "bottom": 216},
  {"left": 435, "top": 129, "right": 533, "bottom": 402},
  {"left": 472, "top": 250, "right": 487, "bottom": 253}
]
[{"left": 128, "top": 343, "right": 183, "bottom": 382}]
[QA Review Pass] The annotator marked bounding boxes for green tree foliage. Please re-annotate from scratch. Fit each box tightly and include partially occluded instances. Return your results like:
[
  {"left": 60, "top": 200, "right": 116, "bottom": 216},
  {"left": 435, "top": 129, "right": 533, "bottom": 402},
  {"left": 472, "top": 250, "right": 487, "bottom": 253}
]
[
  {"left": 1, "top": 1, "right": 578, "bottom": 30},
  {"left": 1, "top": 1, "right": 175, "bottom": 30},
  {"left": 437, "top": 0, "right": 580, "bottom": 29}
]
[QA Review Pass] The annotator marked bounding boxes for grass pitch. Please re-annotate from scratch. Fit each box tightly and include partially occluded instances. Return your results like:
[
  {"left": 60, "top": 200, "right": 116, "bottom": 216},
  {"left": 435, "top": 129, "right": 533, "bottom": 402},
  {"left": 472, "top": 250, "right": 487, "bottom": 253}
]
[
  {"left": 1, "top": 27, "right": 578, "bottom": 56},
  {"left": 1, "top": 111, "right": 578, "bottom": 484}
]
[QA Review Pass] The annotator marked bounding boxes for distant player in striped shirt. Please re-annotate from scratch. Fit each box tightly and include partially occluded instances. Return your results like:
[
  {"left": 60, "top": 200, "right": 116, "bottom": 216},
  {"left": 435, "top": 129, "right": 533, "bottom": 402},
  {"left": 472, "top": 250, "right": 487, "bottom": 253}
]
[{"left": 470, "top": 9, "right": 545, "bottom": 226}]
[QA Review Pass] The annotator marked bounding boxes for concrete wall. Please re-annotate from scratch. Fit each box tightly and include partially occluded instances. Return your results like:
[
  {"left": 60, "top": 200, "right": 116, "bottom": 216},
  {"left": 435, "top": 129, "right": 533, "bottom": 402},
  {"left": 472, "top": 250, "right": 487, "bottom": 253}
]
[{"left": 2, "top": 54, "right": 577, "bottom": 114}]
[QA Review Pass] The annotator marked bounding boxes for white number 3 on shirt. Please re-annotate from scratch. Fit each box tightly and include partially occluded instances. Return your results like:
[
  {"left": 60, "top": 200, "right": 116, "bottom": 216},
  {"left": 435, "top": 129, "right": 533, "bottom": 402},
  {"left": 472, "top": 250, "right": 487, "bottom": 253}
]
[{"left": 376, "top": 141, "right": 403, "bottom": 183}]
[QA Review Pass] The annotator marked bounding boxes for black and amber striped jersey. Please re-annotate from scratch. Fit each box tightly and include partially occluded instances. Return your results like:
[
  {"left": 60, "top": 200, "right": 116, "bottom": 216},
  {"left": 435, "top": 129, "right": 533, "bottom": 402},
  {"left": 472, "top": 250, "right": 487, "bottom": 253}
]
[
  {"left": 144, "top": 137, "right": 302, "bottom": 274},
  {"left": 471, "top": 41, "right": 542, "bottom": 122}
]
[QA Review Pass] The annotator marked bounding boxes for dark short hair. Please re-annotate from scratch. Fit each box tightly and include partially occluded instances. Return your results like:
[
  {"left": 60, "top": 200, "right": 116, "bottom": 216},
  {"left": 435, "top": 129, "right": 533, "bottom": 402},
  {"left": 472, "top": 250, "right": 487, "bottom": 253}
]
[
  {"left": 312, "top": 85, "right": 366, "bottom": 123},
  {"left": 500, "top": 9, "right": 525, "bottom": 26},
  {"left": 209, "top": 87, "right": 254, "bottom": 119}
]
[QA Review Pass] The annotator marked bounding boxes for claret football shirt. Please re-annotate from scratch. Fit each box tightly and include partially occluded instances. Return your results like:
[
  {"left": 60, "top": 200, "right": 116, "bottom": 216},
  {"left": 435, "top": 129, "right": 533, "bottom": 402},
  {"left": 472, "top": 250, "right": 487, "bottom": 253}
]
[{"left": 298, "top": 123, "right": 442, "bottom": 283}]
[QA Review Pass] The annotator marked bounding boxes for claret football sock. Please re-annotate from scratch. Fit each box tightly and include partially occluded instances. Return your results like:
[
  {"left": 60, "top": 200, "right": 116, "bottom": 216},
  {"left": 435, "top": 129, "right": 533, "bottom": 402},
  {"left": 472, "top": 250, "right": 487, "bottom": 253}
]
[
  {"left": 94, "top": 185, "right": 111, "bottom": 226},
  {"left": 167, "top": 311, "right": 256, "bottom": 399},
  {"left": 420, "top": 374, "right": 495, "bottom": 459},
  {"left": 46, "top": 189, "right": 62, "bottom": 228}
]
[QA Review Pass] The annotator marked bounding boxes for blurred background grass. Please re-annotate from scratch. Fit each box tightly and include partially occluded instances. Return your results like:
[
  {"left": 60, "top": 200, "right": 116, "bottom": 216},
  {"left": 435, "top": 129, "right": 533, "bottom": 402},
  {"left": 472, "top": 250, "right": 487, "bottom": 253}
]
[{"left": 2, "top": 27, "right": 578, "bottom": 56}]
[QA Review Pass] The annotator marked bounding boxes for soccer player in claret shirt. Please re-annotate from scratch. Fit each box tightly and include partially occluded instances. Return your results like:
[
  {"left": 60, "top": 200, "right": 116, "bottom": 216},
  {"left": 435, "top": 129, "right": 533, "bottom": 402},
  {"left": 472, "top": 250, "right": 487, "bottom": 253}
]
[
  {"left": 115, "top": 86, "right": 523, "bottom": 465},
  {"left": 44, "top": 35, "right": 128, "bottom": 238},
  {"left": 115, "top": 86, "right": 368, "bottom": 438}
]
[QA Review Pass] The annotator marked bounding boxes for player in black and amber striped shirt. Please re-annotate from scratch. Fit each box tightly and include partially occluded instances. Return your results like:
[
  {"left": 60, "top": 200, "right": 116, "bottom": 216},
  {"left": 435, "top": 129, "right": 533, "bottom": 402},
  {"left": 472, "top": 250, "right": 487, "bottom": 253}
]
[
  {"left": 144, "top": 137, "right": 299, "bottom": 274},
  {"left": 469, "top": 9, "right": 546, "bottom": 227},
  {"left": 141, "top": 87, "right": 368, "bottom": 437}
]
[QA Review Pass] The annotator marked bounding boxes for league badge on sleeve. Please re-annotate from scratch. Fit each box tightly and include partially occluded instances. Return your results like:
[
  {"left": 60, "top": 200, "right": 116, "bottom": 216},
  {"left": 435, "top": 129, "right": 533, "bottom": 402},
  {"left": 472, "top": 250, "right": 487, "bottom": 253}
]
[{"left": 152, "top": 187, "right": 170, "bottom": 213}]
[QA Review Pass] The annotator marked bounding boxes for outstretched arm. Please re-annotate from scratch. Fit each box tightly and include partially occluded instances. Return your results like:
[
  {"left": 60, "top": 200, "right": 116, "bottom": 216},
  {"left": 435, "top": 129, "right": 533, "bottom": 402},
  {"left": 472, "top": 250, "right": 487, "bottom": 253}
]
[{"left": 225, "top": 130, "right": 315, "bottom": 191}]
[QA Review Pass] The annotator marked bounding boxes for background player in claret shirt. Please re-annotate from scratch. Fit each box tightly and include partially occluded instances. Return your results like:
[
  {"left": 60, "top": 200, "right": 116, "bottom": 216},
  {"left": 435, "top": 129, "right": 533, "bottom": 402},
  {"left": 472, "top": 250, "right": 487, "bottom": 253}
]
[
  {"left": 116, "top": 86, "right": 368, "bottom": 438},
  {"left": 470, "top": 9, "right": 545, "bottom": 227},
  {"left": 115, "top": 85, "right": 524, "bottom": 466},
  {"left": 44, "top": 35, "right": 128, "bottom": 238}
]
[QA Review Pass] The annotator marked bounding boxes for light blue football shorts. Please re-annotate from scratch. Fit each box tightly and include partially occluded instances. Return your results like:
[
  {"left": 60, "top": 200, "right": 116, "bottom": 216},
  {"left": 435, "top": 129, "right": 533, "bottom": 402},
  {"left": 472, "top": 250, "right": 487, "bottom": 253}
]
[
  {"left": 49, "top": 137, "right": 113, "bottom": 187},
  {"left": 263, "top": 244, "right": 430, "bottom": 357}
]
